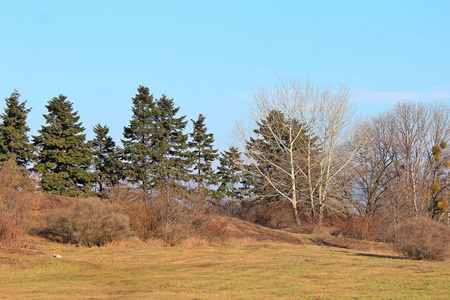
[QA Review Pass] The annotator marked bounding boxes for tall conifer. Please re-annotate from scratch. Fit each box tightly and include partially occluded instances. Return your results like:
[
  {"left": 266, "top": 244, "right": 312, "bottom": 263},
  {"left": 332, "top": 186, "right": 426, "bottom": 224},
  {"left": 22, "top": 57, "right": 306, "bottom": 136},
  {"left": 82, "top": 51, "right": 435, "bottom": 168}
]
[
  {"left": 216, "top": 146, "right": 243, "bottom": 199},
  {"left": 89, "top": 124, "right": 121, "bottom": 195},
  {"left": 189, "top": 114, "right": 218, "bottom": 195},
  {"left": 33, "top": 95, "right": 92, "bottom": 196},
  {"left": 122, "top": 86, "right": 156, "bottom": 198},
  {"left": 0, "top": 90, "right": 35, "bottom": 167},
  {"left": 152, "top": 94, "right": 190, "bottom": 187}
]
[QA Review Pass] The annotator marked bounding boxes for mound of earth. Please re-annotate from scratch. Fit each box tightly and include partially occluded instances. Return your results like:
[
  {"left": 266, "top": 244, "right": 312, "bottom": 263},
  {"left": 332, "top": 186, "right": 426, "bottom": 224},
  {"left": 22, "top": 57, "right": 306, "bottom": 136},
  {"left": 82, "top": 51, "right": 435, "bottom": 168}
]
[{"left": 199, "top": 215, "right": 306, "bottom": 244}]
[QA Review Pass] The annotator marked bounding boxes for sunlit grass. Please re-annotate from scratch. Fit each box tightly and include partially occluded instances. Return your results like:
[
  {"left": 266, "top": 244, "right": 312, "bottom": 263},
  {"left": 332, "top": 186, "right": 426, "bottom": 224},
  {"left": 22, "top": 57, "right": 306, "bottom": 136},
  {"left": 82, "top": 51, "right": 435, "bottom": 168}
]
[{"left": 0, "top": 237, "right": 448, "bottom": 299}]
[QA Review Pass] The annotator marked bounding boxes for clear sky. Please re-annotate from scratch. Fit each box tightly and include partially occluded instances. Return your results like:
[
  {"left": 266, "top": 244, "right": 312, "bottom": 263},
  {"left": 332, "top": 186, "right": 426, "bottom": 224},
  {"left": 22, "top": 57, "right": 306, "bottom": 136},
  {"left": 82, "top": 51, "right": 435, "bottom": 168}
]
[{"left": 1, "top": 0, "right": 449, "bottom": 151}]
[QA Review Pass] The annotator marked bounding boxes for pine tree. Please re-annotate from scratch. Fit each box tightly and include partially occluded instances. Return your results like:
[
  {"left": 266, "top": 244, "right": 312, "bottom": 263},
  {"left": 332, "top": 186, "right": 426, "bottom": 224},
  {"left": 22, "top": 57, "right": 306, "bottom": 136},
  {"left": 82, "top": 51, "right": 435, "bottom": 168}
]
[
  {"left": 33, "top": 95, "right": 92, "bottom": 196},
  {"left": 0, "top": 90, "right": 35, "bottom": 167},
  {"left": 122, "top": 86, "right": 156, "bottom": 198},
  {"left": 189, "top": 114, "right": 218, "bottom": 195},
  {"left": 216, "top": 146, "right": 243, "bottom": 199},
  {"left": 89, "top": 124, "right": 122, "bottom": 195}
]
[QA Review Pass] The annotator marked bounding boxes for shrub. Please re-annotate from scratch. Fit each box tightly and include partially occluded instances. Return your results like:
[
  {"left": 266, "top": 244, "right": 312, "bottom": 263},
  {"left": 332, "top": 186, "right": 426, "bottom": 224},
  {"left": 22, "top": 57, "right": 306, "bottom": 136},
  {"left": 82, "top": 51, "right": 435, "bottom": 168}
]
[
  {"left": 0, "top": 210, "right": 24, "bottom": 248},
  {"left": 393, "top": 217, "right": 449, "bottom": 261},
  {"left": 39, "top": 198, "right": 132, "bottom": 246},
  {"left": 0, "top": 159, "right": 35, "bottom": 248}
]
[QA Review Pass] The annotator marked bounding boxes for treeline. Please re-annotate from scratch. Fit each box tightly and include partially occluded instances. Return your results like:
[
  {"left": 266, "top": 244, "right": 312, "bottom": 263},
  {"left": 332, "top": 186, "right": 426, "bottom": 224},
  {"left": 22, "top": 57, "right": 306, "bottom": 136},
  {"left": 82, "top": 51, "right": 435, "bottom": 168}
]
[
  {"left": 1, "top": 82, "right": 450, "bottom": 231},
  {"left": 0, "top": 87, "right": 228, "bottom": 200}
]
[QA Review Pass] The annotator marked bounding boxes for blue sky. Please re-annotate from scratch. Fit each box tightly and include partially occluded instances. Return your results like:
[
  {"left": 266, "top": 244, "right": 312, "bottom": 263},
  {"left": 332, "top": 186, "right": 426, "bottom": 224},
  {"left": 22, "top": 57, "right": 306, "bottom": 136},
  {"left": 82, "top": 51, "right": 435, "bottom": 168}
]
[{"left": 1, "top": 1, "right": 449, "bottom": 151}]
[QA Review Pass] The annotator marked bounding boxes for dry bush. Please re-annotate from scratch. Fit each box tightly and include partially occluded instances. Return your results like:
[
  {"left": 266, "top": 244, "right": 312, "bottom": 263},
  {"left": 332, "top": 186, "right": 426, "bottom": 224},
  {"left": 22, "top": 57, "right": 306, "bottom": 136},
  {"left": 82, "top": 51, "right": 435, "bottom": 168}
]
[
  {"left": 103, "top": 183, "right": 141, "bottom": 203},
  {"left": 330, "top": 216, "right": 396, "bottom": 243},
  {"left": 331, "top": 217, "right": 371, "bottom": 240},
  {"left": 118, "top": 184, "right": 210, "bottom": 246},
  {"left": 38, "top": 198, "right": 132, "bottom": 247},
  {"left": 0, "top": 211, "right": 24, "bottom": 248},
  {"left": 238, "top": 202, "right": 298, "bottom": 229},
  {"left": 0, "top": 160, "right": 36, "bottom": 248},
  {"left": 393, "top": 217, "right": 449, "bottom": 261}
]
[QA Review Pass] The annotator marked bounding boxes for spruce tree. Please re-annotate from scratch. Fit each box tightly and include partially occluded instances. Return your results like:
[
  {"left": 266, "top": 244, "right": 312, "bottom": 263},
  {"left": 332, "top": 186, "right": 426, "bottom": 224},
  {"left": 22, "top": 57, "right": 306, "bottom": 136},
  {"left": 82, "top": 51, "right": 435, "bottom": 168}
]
[
  {"left": 151, "top": 94, "right": 190, "bottom": 187},
  {"left": 244, "top": 110, "right": 318, "bottom": 203},
  {"left": 89, "top": 124, "right": 122, "bottom": 195},
  {"left": 0, "top": 90, "right": 35, "bottom": 167},
  {"left": 189, "top": 114, "right": 218, "bottom": 195},
  {"left": 122, "top": 86, "right": 156, "bottom": 198},
  {"left": 216, "top": 146, "right": 243, "bottom": 199},
  {"left": 122, "top": 86, "right": 190, "bottom": 199},
  {"left": 33, "top": 95, "right": 92, "bottom": 196}
]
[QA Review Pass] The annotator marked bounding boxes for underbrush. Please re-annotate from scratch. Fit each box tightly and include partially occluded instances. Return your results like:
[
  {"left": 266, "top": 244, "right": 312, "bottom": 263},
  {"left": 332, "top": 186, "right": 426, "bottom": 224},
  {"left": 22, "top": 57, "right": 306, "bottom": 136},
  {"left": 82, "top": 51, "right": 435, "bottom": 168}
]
[
  {"left": 36, "top": 198, "right": 132, "bottom": 247},
  {"left": 394, "top": 217, "right": 449, "bottom": 261},
  {"left": 0, "top": 160, "right": 35, "bottom": 249}
]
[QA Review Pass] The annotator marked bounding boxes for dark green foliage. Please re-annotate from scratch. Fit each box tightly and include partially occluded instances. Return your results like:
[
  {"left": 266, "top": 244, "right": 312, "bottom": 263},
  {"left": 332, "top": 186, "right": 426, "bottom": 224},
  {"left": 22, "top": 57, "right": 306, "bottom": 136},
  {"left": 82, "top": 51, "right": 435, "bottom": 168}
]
[
  {"left": 89, "top": 124, "right": 122, "bottom": 195},
  {"left": 39, "top": 198, "right": 132, "bottom": 247},
  {"left": 33, "top": 95, "right": 93, "bottom": 196},
  {"left": 0, "top": 90, "right": 35, "bottom": 167},
  {"left": 244, "top": 110, "right": 317, "bottom": 203},
  {"left": 189, "top": 114, "right": 218, "bottom": 195},
  {"left": 122, "top": 86, "right": 190, "bottom": 197},
  {"left": 216, "top": 146, "right": 243, "bottom": 199},
  {"left": 151, "top": 95, "right": 190, "bottom": 186},
  {"left": 122, "top": 86, "right": 156, "bottom": 196}
]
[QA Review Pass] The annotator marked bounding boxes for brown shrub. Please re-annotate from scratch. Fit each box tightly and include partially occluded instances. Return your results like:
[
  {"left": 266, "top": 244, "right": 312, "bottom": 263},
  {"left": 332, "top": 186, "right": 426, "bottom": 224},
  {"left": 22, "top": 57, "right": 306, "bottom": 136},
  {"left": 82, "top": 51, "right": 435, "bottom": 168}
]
[
  {"left": 117, "top": 184, "right": 209, "bottom": 246},
  {"left": 37, "top": 198, "right": 132, "bottom": 246},
  {"left": 0, "top": 160, "right": 36, "bottom": 248},
  {"left": 331, "top": 217, "right": 371, "bottom": 240},
  {"left": 0, "top": 210, "right": 24, "bottom": 248},
  {"left": 331, "top": 216, "right": 396, "bottom": 243},
  {"left": 393, "top": 217, "right": 449, "bottom": 261}
]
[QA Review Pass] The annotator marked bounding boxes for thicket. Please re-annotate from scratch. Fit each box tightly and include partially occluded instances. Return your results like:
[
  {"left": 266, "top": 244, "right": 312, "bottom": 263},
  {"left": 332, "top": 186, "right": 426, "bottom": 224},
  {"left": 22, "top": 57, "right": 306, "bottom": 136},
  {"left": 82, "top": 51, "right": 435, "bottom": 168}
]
[
  {"left": 37, "top": 198, "right": 131, "bottom": 247},
  {"left": 393, "top": 217, "right": 449, "bottom": 261},
  {"left": 0, "top": 160, "right": 35, "bottom": 248}
]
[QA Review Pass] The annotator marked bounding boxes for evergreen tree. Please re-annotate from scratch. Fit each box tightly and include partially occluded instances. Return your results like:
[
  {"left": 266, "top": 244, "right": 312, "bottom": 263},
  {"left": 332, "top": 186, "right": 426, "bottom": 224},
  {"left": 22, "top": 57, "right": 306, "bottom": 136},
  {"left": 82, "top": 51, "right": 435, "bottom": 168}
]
[
  {"left": 151, "top": 94, "right": 190, "bottom": 187},
  {"left": 216, "top": 146, "right": 243, "bottom": 199},
  {"left": 33, "top": 95, "right": 92, "bottom": 196},
  {"left": 89, "top": 124, "right": 122, "bottom": 195},
  {"left": 122, "top": 87, "right": 190, "bottom": 198},
  {"left": 244, "top": 110, "right": 317, "bottom": 203},
  {"left": 122, "top": 86, "right": 156, "bottom": 198},
  {"left": 189, "top": 114, "right": 218, "bottom": 195},
  {"left": 0, "top": 90, "right": 35, "bottom": 167}
]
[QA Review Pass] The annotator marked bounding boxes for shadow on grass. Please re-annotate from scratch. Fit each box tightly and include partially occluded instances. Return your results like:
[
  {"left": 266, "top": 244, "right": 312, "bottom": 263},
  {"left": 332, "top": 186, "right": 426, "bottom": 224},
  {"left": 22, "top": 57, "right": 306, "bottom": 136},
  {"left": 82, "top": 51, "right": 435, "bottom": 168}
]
[{"left": 355, "top": 253, "right": 403, "bottom": 260}]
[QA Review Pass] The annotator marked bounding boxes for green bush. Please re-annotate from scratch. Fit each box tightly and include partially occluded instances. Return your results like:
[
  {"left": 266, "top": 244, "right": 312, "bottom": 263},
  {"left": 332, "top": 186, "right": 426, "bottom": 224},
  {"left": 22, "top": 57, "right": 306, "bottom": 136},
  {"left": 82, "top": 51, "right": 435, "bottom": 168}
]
[
  {"left": 393, "top": 217, "right": 449, "bottom": 261},
  {"left": 39, "top": 198, "right": 132, "bottom": 246}
]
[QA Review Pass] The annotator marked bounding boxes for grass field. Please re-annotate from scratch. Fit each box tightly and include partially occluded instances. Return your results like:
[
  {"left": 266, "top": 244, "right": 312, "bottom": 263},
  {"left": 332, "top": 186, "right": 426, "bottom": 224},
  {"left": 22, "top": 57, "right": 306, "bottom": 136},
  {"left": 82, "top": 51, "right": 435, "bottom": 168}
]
[{"left": 0, "top": 237, "right": 449, "bottom": 299}]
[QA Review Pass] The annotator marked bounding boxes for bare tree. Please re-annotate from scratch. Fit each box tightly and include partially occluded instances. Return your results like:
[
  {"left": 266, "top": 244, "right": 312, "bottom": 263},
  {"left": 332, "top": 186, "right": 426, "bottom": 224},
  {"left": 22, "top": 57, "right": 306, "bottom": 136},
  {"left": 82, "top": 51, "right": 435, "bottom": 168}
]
[
  {"left": 235, "top": 79, "right": 368, "bottom": 226},
  {"left": 348, "top": 101, "right": 450, "bottom": 227}
]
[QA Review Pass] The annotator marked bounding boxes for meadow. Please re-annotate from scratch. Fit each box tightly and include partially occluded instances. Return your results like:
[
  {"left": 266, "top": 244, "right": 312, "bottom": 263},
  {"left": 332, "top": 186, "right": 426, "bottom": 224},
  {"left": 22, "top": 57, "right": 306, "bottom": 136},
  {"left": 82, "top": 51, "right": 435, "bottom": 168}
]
[{"left": 1, "top": 236, "right": 448, "bottom": 299}]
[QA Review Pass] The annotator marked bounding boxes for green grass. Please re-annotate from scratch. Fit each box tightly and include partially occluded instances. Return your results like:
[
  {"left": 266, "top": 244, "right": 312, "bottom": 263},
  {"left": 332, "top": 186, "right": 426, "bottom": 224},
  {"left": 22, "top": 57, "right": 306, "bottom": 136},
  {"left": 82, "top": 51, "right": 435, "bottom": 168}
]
[{"left": 0, "top": 238, "right": 449, "bottom": 299}]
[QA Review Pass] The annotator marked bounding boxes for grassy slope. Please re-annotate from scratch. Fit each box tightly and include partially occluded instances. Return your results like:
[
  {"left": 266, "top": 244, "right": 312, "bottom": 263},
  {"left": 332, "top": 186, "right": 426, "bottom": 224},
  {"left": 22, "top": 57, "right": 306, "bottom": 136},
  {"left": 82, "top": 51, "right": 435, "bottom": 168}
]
[{"left": 0, "top": 237, "right": 448, "bottom": 299}]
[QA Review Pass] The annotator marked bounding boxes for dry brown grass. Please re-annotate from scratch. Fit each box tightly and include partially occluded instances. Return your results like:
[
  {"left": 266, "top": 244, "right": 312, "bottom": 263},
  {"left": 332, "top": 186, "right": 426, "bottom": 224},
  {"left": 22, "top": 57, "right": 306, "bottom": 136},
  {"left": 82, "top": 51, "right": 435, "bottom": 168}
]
[{"left": 0, "top": 235, "right": 448, "bottom": 299}]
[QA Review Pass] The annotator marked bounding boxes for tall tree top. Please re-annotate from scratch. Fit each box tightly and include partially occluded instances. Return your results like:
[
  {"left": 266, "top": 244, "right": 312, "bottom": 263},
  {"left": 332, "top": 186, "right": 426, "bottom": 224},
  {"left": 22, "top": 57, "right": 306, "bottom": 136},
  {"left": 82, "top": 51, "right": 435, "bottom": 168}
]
[{"left": 0, "top": 90, "right": 35, "bottom": 166}]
